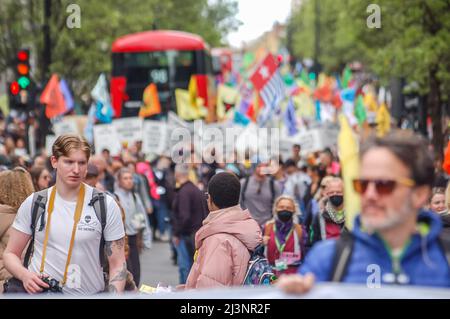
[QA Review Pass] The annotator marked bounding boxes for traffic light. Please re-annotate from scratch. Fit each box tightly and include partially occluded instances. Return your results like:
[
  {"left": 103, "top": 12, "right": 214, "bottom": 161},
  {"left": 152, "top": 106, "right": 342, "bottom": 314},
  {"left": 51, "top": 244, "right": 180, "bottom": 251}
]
[{"left": 9, "top": 48, "right": 33, "bottom": 109}]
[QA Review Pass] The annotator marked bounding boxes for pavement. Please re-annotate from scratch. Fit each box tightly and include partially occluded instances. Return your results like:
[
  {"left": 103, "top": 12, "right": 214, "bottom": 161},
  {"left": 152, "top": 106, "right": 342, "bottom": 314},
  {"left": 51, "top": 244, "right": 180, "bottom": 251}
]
[{"left": 139, "top": 240, "right": 179, "bottom": 288}]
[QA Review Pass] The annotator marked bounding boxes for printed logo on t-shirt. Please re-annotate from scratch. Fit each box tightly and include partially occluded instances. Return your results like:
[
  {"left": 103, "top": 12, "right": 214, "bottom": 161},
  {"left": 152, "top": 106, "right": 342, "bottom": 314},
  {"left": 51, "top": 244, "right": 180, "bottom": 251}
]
[{"left": 78, "top": 214, "right": 99, "bottom": 232}]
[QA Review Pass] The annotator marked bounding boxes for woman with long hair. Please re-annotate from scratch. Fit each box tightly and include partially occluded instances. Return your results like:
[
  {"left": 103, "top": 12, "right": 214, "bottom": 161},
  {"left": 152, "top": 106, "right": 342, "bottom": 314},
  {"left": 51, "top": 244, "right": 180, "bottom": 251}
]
[
  {"left": 0, "top": 167, "right": 35, "bottom": 293},
  {"left": 263, "top": 195, "right": 305, "bottom": 276},
  {"left": 29, "top": 166, "right": 52, "bottom": 191}
]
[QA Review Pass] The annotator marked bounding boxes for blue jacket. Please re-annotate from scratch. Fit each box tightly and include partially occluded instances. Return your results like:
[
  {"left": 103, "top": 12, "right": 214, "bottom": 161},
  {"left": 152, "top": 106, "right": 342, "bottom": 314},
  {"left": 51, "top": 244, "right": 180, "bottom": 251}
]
[{"left": 298, "top": 211, "right": 450, "bottom": 288}]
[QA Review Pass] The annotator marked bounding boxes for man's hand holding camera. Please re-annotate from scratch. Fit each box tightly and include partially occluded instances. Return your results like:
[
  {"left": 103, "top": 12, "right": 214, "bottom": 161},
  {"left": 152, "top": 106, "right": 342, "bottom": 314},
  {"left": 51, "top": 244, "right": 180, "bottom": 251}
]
[{"left": 20, "top": 271, "right": 50, "bottom": 294}]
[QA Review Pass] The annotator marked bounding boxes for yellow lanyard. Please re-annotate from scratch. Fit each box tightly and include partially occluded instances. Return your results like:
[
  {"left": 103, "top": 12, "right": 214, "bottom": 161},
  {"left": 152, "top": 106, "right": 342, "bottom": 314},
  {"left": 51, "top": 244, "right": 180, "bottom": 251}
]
[{"left": 40, "top": 184, "right": 86, "bottom": 286}]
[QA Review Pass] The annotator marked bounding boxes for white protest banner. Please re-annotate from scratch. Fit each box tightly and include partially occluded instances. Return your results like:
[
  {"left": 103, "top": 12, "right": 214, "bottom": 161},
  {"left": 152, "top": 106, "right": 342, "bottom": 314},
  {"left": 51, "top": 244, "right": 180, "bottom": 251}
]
[
  {"left": 93, "top": 124, "right": 121, "bottom": 156},
  {"left": 280, "top": 125, "right": 339, "bottom": 161},
  {"left": 53, "top": 118, "right": 78, "bottom": 136},
  {"left": 45, "top": 135, "right": 57, "bottom": 156},
  {"left": 52, "top": 115, "right": 88, "bottom": 136},
  {"left": 112, "top": 117, "right": 143, "bottom": 148},
  {"left": 168, "top": 111, "right": 189, "bottom": 128},
  {"left": 142, "top": 120, "right": 168, "bottom": 155}
]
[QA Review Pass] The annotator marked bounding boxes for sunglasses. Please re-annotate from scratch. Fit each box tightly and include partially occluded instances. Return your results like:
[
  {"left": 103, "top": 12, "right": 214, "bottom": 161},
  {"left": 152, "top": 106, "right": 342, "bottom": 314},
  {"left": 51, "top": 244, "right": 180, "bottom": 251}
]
[{"left": 352, "top": 177, "right": 415, "bottom": 195}]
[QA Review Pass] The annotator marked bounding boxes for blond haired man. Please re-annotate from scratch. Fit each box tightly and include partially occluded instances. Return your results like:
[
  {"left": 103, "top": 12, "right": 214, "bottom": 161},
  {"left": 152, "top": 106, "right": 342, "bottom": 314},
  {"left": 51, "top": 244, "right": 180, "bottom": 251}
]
[{"left": 4, "top": 134, "right": 126, "bottom": 295}]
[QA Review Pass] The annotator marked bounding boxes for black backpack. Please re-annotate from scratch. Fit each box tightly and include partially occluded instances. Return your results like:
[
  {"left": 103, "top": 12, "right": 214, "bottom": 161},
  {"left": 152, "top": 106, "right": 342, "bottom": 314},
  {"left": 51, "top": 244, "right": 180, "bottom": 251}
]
[
  {"left": 329, "top": 231, "right": 450, "bottom": 282},
  {"left": 22, "top": 188, "right": 108, "bottom": 269}
]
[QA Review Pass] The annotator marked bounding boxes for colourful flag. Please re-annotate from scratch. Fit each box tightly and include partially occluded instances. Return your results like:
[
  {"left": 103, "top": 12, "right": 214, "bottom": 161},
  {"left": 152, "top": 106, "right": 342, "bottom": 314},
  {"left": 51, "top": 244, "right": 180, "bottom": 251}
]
[
  {"left": 338, "top": 114, "right": 361, "bottom": 230},
  {"left": 188, "top": 75, "right": 197, "bottom": 107},
  {"left": 300, "top": 69, "right": 310, "bottom": 86},
  {"left": 443, "top": 140, "right": 450, "bottom": 175},
  {"left": 40, "top": 74, "right": 67, "bottom": 119},
  {"left": 59, "top": 79, "right": 74, "bottom": 112},
  {"left": 294, "top": 93, "right": 315, "bottom": 119},
  {"left": 91, "top": 74, "right": 113, "bottom": 123},
  {"left": 315, "top": 100, "right": 321, "bottom": 122},
  {"left": 249, "top": 54, "right": 285, "bottom": 118},
  {"left": 340, "top": 87, "right": 356, "bottom": 102},
  {"left": 234, "top": 111, "right": 250, "bottom": 126},
  {"left": 364, "top": 92, "right": 378, "bottom": 112},
  {"left": 354, "top": 95, "right": 367, "bottom": 126},
  {"left": 376, "top": 102, "right": 391, "bottom": 137},
  {"left": 175, "top": 89, "right": 206, "bottom": 120},
  {"left": 342, "top": 66, "right": 352, "bottom": 88},
  {"left": 217, "top": 84, "right": 239, "bottom": 120},
  {"left": 139, "top": 83, "right": 161, "bottom": 118},
  {"left": 284, "top": 98, "right": 298, "bottom": 136}
]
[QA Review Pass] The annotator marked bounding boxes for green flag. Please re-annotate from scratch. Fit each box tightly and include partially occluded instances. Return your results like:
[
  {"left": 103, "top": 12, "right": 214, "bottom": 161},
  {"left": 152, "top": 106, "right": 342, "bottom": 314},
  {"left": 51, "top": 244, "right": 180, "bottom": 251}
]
[
  {"left": 243, "top": 52, "right": 255, "bottom": 70},
  {"left": 300, "top": 69, "right": 310, "bottom": 86},
  {"left": 354, "top": 95, "right": 367, "bottom": 126},
  {"left": 342, "top": 66, "right": 352, "bottom": 88}
]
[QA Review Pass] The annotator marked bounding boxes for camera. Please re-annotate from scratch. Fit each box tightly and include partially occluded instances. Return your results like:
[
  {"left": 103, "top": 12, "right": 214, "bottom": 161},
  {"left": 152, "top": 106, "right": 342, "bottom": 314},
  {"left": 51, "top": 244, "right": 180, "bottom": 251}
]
[{"left": 41, "top": 276, "right": 63, "bottom": 293}]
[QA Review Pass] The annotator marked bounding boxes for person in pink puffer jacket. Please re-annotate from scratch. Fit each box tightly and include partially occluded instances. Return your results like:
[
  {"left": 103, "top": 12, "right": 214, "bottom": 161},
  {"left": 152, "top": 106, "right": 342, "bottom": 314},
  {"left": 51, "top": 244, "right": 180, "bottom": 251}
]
[{"left": 185, "top": 172, "right": 262, "bottom": 289}]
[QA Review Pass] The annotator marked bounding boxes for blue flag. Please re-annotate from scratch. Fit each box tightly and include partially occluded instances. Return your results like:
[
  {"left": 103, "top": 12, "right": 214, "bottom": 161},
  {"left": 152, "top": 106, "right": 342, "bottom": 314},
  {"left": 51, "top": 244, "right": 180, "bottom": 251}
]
[
  {"left": 341, "top": 88, "right": 356, "bottom": 102},
  {"left": 91, "top": 73, "right": 114, "bottom": 123},
  {"left": 234, "top": 110, "right": 250, "bottom": 126},
  {"left": 59, "top": 79, "right": 74, "bottom": 112},
  {"left": 284, "top": 98, "right": 298, "bottom": 136},
  {"left": 315, "top": 100, "right": 321, "bottom": 122}
]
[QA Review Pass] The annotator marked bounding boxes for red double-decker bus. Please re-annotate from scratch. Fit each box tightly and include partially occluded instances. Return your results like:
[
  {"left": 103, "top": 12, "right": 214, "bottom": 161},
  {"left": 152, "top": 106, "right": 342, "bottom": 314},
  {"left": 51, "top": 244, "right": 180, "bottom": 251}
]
[{"left": 111, "top": 30, "right": 216, "bottom": 119}]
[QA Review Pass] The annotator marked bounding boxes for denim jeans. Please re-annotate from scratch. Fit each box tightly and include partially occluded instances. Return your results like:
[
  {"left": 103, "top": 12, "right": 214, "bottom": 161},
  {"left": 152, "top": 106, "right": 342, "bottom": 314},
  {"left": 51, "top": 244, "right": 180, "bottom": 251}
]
[
  {"left": 154, "top": 200, "right": 169, "bottom": 236},
  {"left": 175, "top": 234, "right": 195, "bottom": 284}
]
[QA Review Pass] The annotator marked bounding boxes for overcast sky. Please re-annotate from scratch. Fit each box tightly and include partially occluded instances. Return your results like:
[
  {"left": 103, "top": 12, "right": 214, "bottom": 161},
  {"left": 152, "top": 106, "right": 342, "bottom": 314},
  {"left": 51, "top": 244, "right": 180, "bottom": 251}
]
[{"left": 226, "top": 0, "right": 292, "bottom": 48}]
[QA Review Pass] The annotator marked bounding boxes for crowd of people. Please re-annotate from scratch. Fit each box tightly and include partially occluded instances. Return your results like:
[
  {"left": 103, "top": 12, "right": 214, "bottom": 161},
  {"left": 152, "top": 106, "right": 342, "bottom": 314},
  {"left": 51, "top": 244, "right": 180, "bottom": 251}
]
[{"left": 0, "top": 125, "right": 449, "bottom": 295}]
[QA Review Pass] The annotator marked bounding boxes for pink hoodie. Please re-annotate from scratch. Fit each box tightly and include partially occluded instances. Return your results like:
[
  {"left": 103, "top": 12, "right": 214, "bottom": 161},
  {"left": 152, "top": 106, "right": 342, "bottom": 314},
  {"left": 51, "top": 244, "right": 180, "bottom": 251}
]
[{"left": 186, "top": 205, "right": 262, "bottom": 289}]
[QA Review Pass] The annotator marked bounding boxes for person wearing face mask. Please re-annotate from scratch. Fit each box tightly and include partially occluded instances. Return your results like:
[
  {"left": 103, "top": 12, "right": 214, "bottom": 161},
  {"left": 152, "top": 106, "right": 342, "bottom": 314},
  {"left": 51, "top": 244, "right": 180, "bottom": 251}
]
[
  {"left": 263, "top": 195, "right": 304, "bottom": 276},
  {"left": 309, "top": 177, "right": 347, "bottom": 247}
]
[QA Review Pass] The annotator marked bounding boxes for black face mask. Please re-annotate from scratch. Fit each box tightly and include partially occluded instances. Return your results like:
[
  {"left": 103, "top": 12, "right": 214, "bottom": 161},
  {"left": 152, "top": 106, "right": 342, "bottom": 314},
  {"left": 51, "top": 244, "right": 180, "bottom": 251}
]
[
  {"left": 277, "top": 210, "right": 294, "bottom": 223},
  {"left": 329, "top": 195, "right": 344, "bottom": 207}
]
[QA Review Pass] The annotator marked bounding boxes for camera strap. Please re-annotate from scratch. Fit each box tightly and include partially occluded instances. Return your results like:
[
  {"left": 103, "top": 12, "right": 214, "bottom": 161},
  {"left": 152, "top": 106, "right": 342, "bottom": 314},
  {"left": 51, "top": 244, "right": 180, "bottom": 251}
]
[{"left": 40, "top": 183, "right": 86, "bottom": 286}]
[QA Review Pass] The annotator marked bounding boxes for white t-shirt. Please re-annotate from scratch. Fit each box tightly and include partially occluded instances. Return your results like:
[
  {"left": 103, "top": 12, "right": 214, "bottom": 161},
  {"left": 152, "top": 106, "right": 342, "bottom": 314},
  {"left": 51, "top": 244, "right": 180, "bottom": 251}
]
[{"left": 13, "top": 183, "right": 125, "bottom": 295}]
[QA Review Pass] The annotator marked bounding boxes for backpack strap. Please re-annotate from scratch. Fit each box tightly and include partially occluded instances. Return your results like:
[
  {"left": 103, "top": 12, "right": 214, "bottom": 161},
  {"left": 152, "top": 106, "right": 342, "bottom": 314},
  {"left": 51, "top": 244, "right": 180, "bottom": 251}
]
[
  {"left": 329, "top": 231, "right": 354, "bottom": 282},
  {"left": 90, "top": 188, "right": 107, "bottom": 269},
  {"left": 24, "top": 189, "right": 49, "bottom": 267},
  {"left": 241, "top": 176, "right": 250, "bottom": 205},
  {"left": 438, "top": 233, "right": 450, "bottom": 268},
  {"left": 269, "top": 176, "right": 275, "bottom": 210}
]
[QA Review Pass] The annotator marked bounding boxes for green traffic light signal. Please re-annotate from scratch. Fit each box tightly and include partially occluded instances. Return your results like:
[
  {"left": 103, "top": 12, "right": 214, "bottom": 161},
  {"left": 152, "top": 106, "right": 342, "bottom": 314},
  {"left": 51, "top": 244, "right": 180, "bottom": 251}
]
[{"left": 18, "top": 76, "right": 30, "bottom": 89}]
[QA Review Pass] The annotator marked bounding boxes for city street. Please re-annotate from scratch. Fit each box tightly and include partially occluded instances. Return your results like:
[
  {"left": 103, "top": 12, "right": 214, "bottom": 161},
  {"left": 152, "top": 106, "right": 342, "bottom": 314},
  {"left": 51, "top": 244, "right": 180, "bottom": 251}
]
[{"left": 140, "top": 241, "right": 179, "bottom": 288}]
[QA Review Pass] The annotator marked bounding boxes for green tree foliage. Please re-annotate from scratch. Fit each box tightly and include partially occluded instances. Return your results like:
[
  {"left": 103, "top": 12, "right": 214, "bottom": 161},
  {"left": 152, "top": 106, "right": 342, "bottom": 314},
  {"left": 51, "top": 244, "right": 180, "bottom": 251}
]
[
  {"left": 289, "top": 0, "right": 450, "bottom": 160},
  {"left": 0, "top": 0, "right": 239, "bottom": 96}
]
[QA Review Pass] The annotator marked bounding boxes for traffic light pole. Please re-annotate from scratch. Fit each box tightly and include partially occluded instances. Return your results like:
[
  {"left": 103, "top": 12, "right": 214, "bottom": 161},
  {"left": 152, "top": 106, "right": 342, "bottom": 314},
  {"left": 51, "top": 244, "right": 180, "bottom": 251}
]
[{"left": 42, "top": 0, "right": 52, "bottom": 81}]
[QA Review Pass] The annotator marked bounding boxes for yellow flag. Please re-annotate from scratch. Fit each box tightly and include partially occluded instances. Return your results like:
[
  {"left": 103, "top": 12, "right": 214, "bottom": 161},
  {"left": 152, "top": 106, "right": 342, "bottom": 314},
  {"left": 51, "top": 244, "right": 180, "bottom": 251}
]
[
  {"left": 317, "top": 73, "right": 327, "bottom": 88},
  {"left": 188, "top": 75, "right": 197, "bottom": 107},
  {"left": 338, "top": 114, "right": 361, "bottom": 230},
  {"left": 294, "top": 93, "right": 315, "bottom": 118},
  {"left": 217, "top": 84, "right": 239, "bottom": 120},
  {"left": 175, "top": 89, "right": 206, "bottom": 120},
  {"left": 139, "top": 83, "right": 161, "bottom": 118},
  {"left": 376, "top": 102, "right": 391, "bottom": 137},
  {"left": 363, "top": 93, "right": 378, "bottom": 112}
]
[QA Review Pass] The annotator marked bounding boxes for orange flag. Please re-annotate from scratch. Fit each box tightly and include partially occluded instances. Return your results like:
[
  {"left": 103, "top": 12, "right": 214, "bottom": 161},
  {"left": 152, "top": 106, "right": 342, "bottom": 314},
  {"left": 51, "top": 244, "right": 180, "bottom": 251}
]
[
  {"left": 443, "top": 140, "right": 450, "bottom": 174},
  {"left": 40, "top": 74, "right": 67, "bottom": 119},
  {"left": 139, "top": 83, "right": 161, "bottom": 118}
]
